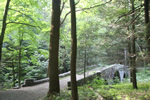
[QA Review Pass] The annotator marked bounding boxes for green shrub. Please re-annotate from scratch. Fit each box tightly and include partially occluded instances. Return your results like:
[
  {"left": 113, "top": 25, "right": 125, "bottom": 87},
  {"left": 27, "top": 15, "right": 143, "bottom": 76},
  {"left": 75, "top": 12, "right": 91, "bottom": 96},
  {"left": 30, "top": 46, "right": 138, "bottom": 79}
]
[
  {"left": 89, "top": 77, "right": 105, "bottom": 89},
  {"left": 78, "top": 85, "right": 97, "bottom": 100}
]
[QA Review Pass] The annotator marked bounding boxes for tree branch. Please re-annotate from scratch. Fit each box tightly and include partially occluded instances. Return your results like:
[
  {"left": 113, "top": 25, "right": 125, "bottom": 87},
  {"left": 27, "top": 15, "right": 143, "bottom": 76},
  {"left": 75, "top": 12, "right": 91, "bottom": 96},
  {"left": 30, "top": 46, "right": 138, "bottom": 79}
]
[
  {"left": 9, "top": 8, "right": 34, "bottom": 21},
  {"left": 124, "top": 12, "right": 143, "bottom": 28},
  {"left": 79, "top": 0, "right": 112, "bottom": 11},
  {"left": 60, "top": 0, "right": 112, "bottom": 25},
  {"left": 60, "top": 1, "right": 66, "bottom": 16},
  {"left": 9, "top": 8, "right": 42, "bottom": 29},
  {"left": 6, "top": 22, "right": 41, "bottom": 30},
  {"left": 75, "top": 0, "right": 80, "bottom": 5},
  {"left": 60, "top": 11, "right": 71, "bottom": 25},
  {"left": 115, "top": 3, "right": 144, "bottom": 23}
]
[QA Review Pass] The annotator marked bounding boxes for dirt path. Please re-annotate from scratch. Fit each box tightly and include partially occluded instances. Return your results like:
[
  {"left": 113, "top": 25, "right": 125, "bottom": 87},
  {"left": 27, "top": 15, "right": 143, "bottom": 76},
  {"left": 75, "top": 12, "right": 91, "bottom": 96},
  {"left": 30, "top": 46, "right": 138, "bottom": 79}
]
[
  {"left": 0, "top": 67, "right": 102, "bottom": 100},
  {"left": 0, "top": 76, "right": 70, "bottom": 100}
]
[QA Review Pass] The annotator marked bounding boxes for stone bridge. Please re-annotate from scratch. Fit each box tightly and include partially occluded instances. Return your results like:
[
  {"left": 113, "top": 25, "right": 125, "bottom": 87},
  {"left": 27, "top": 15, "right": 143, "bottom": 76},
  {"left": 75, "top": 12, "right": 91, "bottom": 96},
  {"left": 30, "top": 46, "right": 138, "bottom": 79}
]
[
  {"left": 22, "top": 64, "right": 129, "bottom": 88},
  {"left": 68, "top": 64, "right": 129, "bottom": 87}
]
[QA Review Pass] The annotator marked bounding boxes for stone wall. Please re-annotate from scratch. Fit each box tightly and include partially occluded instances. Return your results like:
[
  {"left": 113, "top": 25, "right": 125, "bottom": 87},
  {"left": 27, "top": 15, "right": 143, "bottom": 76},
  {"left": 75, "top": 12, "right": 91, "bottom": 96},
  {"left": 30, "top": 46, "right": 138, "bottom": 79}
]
[
  {"left": 22, "top": 71, "right": 70, "bottom": 87},
  {"left": 68, "top": 64, "right": 129, "bottom": 88}
]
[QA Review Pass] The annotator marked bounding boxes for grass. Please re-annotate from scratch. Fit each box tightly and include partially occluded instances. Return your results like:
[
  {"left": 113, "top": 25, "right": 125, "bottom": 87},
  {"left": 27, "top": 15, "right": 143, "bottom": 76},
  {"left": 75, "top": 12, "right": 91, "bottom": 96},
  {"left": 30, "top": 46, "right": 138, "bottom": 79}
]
[{"left": 97, "top": 82, "right": 150, "bottom": 100}]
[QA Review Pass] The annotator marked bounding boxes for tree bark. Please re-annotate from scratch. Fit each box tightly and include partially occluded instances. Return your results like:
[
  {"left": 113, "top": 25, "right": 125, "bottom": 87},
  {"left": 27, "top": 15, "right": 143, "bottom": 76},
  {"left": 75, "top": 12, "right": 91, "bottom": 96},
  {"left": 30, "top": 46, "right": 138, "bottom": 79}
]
[
  {"left": 12, "top": 60, "right": 15, "bottom": 87},
  {"left": 128, "top": 34, "right": 133, "bottom": 82},
  {"left": 126, "top": 1, "right": 133, "bottom": 83},
  {"left": 84, "top": 46, "right": 87, "bottom": 84},
  {"left": 18, "top": 33, "right": 23, "bottom": 88},
  {"left": 47, "top": 0, "right": 60, "bottom": 96},
  {"left": 84, "top": 34, "right": 87, "bottom": 84},
  {"left": 131, "top": 1, "right": 137, "bottom": 89},
  {"left": 144, "top": 0, "right": 149, "bottom": 23},
  {"left": 0, "top": 0, "right": 11, "bottom": 67},
  {"left": 70, "top": 0, "right": 78, "bottom": 100},
  {"left": 124, "top": 48, "right": 127, "bottom": 66},
  {"left": 144, "top": 0, "right": 150, "bottom": 59}
]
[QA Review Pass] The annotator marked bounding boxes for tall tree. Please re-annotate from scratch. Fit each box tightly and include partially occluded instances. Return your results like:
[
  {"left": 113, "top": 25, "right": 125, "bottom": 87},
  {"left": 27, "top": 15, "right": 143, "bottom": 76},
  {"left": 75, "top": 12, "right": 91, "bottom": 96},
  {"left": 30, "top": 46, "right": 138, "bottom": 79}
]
[
  {"left": 127, "top": 0, "right": 133, "bottom": 83},
  {"left": 18, "top": 32, "right": 23, "bottom": 88},
  {"left": 144, "top": 0, "right": 150, "bottom": 59},
  {"left": 129, "top": 28, "right": 133, "bottom": 82},
  {"left": 47, "top": 0, "right": 61, "bottom": 96},
  {"left": 70, "top": 0, "right": 78, "bottom": 100},
  {"left": 131, "top": 0, "right": 137, "bottom": 89},
  {"left": 0, "top": 0, "right": 11, "bottom": 66}
]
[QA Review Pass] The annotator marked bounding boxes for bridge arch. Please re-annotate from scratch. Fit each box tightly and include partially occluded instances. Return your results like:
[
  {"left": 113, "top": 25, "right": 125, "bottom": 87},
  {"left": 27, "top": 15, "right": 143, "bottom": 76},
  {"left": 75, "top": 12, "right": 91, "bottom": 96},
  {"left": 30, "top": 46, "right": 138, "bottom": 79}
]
[
  {"left": 113, "top": 70, "right": 120, "bottom": 80},
  {"left": 113, "top": 69, "right": 128, "bottom": 82}
]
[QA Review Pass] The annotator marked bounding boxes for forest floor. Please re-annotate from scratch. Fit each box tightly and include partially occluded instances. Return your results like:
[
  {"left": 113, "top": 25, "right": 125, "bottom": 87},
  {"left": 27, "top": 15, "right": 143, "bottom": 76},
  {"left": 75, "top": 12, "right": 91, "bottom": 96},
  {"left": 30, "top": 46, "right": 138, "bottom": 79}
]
[{"left": 0, "top": 67, "right": 103, "bottom": 100}]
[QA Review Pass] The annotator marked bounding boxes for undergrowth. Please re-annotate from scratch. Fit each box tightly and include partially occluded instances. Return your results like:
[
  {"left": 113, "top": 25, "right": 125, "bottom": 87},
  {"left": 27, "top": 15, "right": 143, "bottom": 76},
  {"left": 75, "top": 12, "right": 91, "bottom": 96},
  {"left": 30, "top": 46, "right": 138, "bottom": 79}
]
[
  {"left": 96, "top": 69, "right": 150, "bottom": 100},
  {"left": 44, "top": 69, "right": 150, "bottom": 100},
  {"left": 43, "top": 86, "right": 97, "bottom": 100},
  {"left": 98, "top": 83, "right": 150, "bottom": 100}
]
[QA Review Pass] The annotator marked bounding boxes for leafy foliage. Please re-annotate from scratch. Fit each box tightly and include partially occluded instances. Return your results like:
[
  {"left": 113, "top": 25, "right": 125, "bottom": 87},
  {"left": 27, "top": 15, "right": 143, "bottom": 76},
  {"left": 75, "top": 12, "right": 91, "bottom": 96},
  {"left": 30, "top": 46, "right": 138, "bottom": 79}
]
[{"left": 0, "top": 0, "right": 149, "bottom": 92}]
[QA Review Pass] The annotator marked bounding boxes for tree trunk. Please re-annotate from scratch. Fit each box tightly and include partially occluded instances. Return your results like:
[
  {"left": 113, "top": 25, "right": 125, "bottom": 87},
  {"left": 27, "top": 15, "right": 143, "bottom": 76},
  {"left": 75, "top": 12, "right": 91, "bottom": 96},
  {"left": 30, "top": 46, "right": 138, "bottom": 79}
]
[
  {"left": 84, "top": 46, "right": 87, "bottom": 84},
  {"left": 144, "top": 0, "right": 150, "bottom": 59},
  {"left": 18, "top": 33, "right": 23, "bottom": 88},
  {"left": 0, "top": 0, "right": 11, "bottom": 67},
  {"left": 144, "top": 0, "right": 149, "bottom": 24},
  {"left": 131, "top": 1, "right": 137, "bottom": 89},
  {"left": 128, "top": 26, "right": 133, "bottom": 82},
  {"left": 70, "top": 0, "right": 78, "bottom": 100},
  {"left": 84, "top": 33, "right": 87, "bottom": 84},
  {"left": 129, "top": 39, "right": 133, "bottom": 82},
  {"left": 124, "top": 48, "right": 127, "bottom": 66},
  {"left": 12, "top": 60, "right": 15, "bottom": 87},
  {"left": 47, "top": 0, "right": 60, "bottom": 96}
]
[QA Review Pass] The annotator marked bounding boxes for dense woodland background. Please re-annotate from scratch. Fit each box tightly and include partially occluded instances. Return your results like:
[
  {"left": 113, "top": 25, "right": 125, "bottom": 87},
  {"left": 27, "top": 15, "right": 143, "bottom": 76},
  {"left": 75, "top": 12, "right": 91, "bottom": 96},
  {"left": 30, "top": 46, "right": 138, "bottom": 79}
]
[{"left": 0, "top": 0, "right": 150, "bottom": 99}]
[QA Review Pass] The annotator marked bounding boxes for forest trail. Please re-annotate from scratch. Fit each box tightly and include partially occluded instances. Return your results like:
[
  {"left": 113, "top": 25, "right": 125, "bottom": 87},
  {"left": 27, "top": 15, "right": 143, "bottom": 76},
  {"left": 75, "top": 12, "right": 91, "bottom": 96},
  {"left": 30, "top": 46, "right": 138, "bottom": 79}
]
[{"left": 0, "top": 67, "right": 102, "bottom": 100}]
